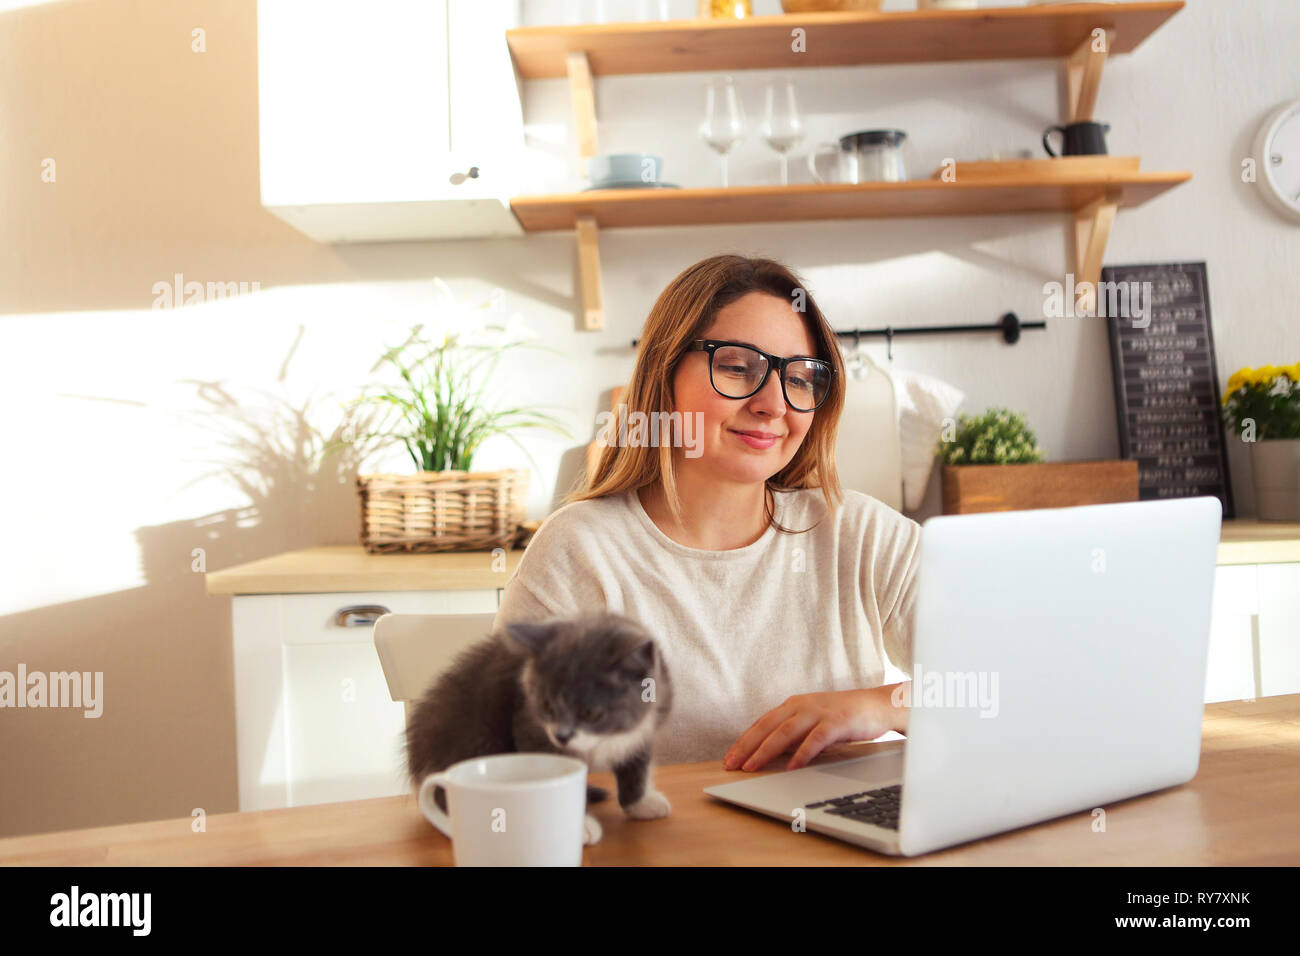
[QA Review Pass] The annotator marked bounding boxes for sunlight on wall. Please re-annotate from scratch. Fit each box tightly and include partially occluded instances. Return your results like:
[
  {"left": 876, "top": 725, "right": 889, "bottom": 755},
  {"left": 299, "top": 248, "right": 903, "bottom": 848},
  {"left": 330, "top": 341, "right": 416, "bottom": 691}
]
[
  {"left": 0, "top": 279, "right": 574, "bottom": 617},
  {"left": 0, "top": 289, "right": 385, "bottom": 616},
  {"left": 0, "top": 0, "right": 63, "bottom": 12}
]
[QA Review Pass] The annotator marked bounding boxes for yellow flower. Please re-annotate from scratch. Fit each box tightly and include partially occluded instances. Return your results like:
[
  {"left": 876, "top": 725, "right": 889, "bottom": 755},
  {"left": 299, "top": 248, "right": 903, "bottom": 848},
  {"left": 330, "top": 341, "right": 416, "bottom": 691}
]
[{"left": 1285, "top": 362, "right": 1300, "bottom": 382}]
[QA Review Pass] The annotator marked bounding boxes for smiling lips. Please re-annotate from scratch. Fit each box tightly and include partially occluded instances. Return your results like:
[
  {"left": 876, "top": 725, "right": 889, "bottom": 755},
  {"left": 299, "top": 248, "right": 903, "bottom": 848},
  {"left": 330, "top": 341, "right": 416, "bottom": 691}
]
[{"left": 730, "top": 428, "right": 780, "bottom": 449}]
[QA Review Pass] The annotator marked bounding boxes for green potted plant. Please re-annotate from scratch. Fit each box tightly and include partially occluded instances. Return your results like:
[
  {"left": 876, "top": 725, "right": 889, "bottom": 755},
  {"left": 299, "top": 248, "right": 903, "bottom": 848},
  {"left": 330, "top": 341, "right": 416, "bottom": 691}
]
[
  {"left": 937, "top": 407, "right": 1137, "bottom": 514},
  {"left": 1221, "top": 363, "right": 1300, "bottom": 520},
  {"left": 334, "top": 282, "right": 572, "bottom": 552}
]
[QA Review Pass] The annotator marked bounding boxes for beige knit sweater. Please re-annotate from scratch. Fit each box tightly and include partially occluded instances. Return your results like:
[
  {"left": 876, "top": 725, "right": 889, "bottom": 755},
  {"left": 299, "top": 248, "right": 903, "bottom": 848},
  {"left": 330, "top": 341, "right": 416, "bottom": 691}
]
[{"left": 492, "top": 487, "right": 921, "bottom": 766}]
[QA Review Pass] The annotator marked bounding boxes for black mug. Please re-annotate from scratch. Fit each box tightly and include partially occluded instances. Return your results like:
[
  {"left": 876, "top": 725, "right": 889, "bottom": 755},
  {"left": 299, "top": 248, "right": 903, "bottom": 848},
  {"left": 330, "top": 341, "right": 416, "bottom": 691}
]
[{"left": 1043, "top": 121, "right": 1111, "bottom": 156}]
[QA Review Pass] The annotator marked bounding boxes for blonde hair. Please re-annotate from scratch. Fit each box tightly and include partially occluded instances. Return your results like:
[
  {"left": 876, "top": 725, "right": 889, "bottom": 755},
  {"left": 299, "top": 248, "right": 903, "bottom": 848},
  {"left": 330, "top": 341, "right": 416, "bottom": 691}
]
[{"left": 564, "top": 254, "right": 846, "bottom": 534}]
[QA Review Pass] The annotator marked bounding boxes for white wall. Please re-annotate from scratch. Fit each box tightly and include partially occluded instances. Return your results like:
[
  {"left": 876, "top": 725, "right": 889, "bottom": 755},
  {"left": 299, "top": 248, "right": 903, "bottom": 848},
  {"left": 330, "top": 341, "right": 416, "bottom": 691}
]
[{"left": 0, "top": 0, "right": 1295, "bottom": 836}]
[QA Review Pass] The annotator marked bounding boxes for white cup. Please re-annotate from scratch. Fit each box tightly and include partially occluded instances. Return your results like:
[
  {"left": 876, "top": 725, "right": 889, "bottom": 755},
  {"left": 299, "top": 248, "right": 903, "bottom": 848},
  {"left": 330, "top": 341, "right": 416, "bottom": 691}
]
[{"left": 418, "top": 753, "right": 589, "bottom": 866}]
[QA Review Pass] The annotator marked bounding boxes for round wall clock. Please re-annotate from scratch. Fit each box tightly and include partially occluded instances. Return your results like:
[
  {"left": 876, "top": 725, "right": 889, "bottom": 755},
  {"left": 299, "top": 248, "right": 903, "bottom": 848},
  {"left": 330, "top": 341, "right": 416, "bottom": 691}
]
[{"left": 1253, "top": 99, "right": 1300, "bottom": 222}]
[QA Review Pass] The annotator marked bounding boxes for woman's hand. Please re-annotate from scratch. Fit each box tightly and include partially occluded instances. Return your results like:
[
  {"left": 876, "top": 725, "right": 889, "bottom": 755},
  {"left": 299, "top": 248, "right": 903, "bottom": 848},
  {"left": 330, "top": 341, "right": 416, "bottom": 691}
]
[{"left": 722, "top": 683, "right": 910, "bottom": 772}]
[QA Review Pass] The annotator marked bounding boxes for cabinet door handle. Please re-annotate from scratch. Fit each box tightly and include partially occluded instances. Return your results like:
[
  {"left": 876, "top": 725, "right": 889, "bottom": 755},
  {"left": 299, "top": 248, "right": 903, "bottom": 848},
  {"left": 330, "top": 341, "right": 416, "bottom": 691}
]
[{"left": 334, "top": 605, "right": 391, "bottom": 627}]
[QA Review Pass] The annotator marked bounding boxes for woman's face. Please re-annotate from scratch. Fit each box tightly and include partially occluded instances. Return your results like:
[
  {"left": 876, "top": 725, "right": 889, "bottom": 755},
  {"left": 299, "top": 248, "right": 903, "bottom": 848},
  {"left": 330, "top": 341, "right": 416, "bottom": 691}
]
[{"left": 672, "top": 291, "right": 820, "bottom": 486}]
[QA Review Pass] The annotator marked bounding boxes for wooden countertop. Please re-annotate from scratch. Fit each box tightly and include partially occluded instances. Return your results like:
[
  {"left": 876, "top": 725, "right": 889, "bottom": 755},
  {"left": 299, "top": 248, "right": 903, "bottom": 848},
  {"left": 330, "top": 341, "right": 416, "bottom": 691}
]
[
  {"left": 204, "top": 546, "right": 524, "bottom": 595},
  {"left": 1216, "top": 519, "right": 1300, "bottom": 565},
  {"left": 205, "top": 518, "right": 1300, "bottom": 595},
  {"left": 2, "top": 694, "right": 1296, "bottom": 865}
]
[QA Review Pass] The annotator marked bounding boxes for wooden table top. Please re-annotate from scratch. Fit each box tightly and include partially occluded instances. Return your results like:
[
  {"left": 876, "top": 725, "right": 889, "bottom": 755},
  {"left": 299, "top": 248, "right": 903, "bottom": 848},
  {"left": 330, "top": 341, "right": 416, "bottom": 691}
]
[{"left": 3, "top": 695, "right": 1297, "bottom": 866}]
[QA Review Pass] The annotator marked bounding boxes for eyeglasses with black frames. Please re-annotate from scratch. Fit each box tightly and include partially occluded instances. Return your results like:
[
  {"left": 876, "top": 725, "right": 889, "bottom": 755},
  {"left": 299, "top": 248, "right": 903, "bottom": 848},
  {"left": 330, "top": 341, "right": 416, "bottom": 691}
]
[{"left": 685, "top": 339, "right": 833, "bottom": 412}]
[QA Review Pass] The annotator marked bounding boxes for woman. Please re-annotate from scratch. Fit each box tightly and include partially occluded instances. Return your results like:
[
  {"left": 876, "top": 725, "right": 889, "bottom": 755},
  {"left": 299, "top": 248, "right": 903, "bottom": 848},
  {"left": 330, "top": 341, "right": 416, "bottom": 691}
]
[{"left": 494, "top": 254, "right": 919, "bottom": 772}]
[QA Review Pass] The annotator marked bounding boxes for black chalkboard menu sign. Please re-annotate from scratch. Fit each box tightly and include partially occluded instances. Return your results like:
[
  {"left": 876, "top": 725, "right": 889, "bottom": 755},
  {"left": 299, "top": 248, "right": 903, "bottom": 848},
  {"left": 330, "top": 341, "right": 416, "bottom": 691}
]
[{"left": 1104, "top": 261, "right": 1235, "bottom": 518}]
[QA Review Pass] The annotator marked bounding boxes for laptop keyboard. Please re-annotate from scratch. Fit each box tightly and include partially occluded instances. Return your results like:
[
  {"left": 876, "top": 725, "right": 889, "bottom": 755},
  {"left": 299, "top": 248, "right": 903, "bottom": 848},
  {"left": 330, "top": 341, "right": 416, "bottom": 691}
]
[{"left": 804, "top": 784, "right": 902, "bottom": 830}]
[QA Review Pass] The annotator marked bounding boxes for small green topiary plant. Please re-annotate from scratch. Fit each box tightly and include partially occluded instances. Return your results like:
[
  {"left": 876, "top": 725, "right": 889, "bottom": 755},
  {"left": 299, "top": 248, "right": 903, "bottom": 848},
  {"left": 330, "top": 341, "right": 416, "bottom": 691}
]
[{"left": 938, "top": 407, "right": 1046, "bottom": 466}]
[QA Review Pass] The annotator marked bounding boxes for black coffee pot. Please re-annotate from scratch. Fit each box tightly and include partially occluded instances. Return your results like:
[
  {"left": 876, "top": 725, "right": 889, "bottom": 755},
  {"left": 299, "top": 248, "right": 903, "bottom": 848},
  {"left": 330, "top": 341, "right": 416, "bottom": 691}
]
[{"left": 1043, "top": 121, "right": 1111, "bottom": 156}]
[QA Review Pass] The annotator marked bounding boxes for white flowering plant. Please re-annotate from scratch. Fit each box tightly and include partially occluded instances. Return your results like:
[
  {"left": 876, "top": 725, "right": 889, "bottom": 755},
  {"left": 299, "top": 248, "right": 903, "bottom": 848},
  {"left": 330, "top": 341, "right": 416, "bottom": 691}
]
[
  {"left": 332, "top": 280, "right": 572, "bottom": 473},
  {"left": 938, "top": 407, "right": 1046, "bottom": 466}
]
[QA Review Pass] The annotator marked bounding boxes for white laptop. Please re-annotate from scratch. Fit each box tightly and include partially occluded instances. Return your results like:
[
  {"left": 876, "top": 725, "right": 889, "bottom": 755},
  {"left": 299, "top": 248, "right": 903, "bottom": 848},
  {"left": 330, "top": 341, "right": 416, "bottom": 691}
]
[{"left": 704, "top": 496, "right": 1223, "bottom": 857}]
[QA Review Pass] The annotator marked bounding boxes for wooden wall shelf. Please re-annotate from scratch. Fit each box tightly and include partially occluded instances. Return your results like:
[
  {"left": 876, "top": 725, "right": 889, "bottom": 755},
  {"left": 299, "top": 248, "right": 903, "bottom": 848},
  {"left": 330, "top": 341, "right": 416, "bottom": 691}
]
[
  {"left": 510, "top": 172, "right": 1190, "bottom": 232},
  {"left": 506, "top": 2, "right": 1184, "bottom": 78},
  {"left": 505, "top": 2, "right": 1188, "bottom": 330}
]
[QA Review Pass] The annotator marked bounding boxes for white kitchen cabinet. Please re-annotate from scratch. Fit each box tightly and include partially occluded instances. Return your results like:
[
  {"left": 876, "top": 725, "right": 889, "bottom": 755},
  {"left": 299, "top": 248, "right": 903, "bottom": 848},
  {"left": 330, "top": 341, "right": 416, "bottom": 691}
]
[
  {"left": 1205, "top": 562, "right": 1300, "bottom": 703},
  {"left": 1205, "top": 565, "right": 1259, "bottom": 703},
  {"left": 232, "top": 588, "right": 499, "bottom": 811},
  {"left": 1258, "top": 564, "right": 1300, "bottom": 697},
  {"left": 219, "top": 543, "right": 1297, "bottom": 811},
  {"left": 257, "top": 0, "right": 524, "bottom": 241}
]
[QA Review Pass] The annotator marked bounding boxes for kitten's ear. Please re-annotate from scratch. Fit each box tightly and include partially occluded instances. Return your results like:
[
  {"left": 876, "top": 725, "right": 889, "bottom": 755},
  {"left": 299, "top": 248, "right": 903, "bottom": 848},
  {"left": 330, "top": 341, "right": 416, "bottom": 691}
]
[
  {"left": 505, "top": 620, "right": 554, "bottom": 652},
  {"left": 620, "top": 639, "right": 655, "bottom": 676}
]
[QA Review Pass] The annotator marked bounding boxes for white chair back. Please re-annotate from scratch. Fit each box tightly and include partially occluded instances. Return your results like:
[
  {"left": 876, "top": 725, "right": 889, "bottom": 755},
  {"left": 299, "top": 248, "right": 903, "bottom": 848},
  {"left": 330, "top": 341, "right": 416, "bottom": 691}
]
[{"left": 373, "top": 612, "right": 498, "bottom": 724}]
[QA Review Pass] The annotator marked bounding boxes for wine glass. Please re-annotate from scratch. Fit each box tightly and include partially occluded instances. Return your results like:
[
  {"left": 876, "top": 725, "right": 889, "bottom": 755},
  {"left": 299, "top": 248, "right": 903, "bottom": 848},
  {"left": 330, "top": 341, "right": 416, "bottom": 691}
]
[
  {"left": 700, "top": 76, "right": 744, "bottom": 188},
  {"left": 760, "top": 79, "right": 804, "bottom": 186}
]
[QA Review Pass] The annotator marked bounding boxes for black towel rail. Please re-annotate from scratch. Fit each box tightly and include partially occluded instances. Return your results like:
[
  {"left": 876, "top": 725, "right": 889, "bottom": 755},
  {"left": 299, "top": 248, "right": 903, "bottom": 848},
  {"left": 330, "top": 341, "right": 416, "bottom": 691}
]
[{"left": 631, "top": 312, "right": 1044, "bottom": 361}]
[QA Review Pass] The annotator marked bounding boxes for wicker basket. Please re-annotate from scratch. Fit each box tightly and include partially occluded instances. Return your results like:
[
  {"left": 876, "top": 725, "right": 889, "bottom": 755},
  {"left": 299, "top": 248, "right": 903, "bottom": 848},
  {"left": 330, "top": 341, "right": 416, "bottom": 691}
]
[{"left": 356, "top": 469, "right": 530, "bottom": 553}]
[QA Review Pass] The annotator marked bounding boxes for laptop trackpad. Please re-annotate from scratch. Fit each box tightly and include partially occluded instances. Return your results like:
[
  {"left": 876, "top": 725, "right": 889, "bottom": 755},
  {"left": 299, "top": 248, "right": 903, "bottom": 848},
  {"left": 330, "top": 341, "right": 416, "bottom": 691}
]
[{"left": 811, "top": 750, "right": 903, "bottom": 786}]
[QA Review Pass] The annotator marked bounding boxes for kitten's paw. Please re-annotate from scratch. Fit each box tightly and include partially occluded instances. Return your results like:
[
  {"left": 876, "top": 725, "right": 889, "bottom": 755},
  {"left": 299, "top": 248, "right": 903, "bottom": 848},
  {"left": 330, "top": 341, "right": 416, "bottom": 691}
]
[
  {"left": 623, "top": 789, "right": 671, "bottom": 820},
  {"left": 583, "top": 812, "right": 603, "bottom": 845}
]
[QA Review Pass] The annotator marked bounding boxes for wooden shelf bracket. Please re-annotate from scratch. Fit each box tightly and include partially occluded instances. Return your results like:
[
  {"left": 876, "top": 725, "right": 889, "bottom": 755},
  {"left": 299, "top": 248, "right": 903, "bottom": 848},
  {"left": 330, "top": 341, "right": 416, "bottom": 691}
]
[
  {"left": 575, "top": 214, "right": 604, "bottom": 331},
  {"left": 566, "top": 51, "right": 599, "bottom": 165},
  {"left": 1065, "top": 28, "right": 1116, "bottom": 122},
  {"left": 567, "top": 52, "right": 604, "bottom": 331},
  {"left": 1073, "top": 193, "right": 1120, "bottom": 290}
]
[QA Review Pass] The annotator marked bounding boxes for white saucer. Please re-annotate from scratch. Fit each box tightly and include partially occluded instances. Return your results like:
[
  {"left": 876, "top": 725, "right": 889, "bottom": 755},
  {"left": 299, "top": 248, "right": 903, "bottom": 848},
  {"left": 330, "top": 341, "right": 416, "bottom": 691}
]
[{"left": 582, "top": 180, "right": 681, "bottom": 191}]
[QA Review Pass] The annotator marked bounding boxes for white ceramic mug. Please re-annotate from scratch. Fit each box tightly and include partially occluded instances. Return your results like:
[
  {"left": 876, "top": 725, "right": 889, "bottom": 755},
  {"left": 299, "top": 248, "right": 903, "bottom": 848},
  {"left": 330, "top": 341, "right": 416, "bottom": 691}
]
[{"left": 418, "top": 753, "right": 589, "bottom": 866}]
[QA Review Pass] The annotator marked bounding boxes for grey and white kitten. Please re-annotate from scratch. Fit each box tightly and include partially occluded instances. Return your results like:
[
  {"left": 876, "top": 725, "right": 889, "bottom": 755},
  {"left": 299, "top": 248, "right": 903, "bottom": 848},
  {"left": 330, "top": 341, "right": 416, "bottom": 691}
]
[{"left": 404, "top": 611, "right": 673, "bottom": 845}]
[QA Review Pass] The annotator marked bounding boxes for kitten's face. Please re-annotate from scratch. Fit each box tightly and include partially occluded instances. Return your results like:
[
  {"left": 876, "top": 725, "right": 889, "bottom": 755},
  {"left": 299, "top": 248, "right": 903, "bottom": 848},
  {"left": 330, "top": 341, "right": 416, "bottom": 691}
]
[{"left": 509, "top": 614, "right": 657, "bottom": 754}]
